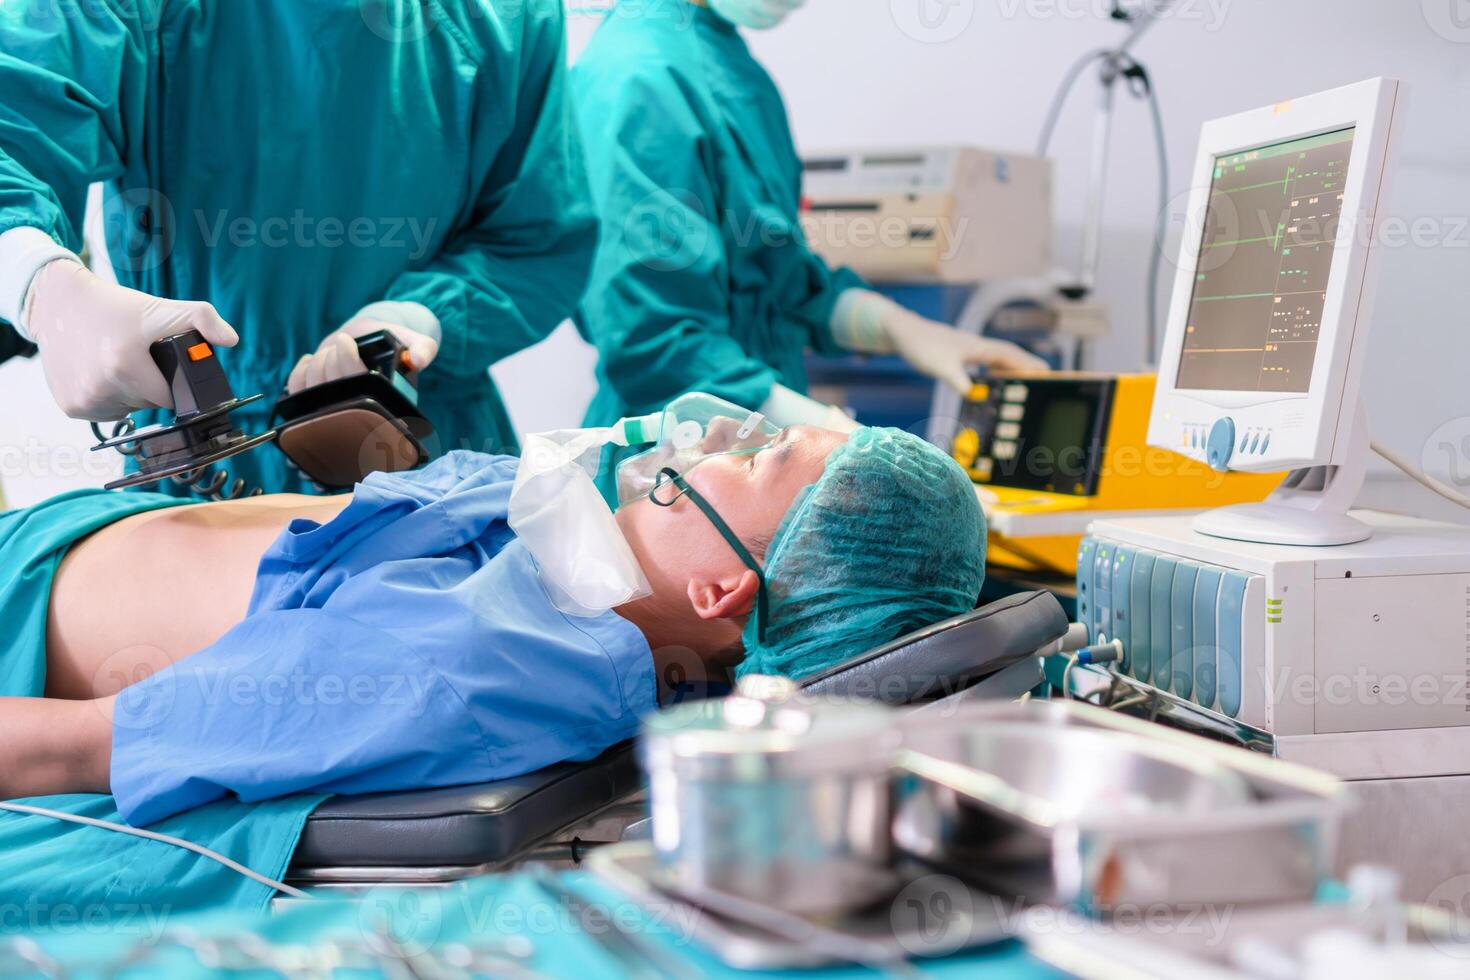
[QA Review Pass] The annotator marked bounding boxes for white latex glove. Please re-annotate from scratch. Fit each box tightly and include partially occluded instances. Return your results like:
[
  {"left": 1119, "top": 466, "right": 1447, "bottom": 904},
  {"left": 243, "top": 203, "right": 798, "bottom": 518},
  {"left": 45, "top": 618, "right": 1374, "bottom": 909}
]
[
  {"left": 759, "top": 383, "right": 862, "bottom": 434},
  {"left": 286, "top": 301, "right": 441, "bottom": 395},
  {"left": 831, "top": 289, "right": 1049, "bottom": 395},
  {"left": 23, "top": 258, "right": 239, "bottom": 421},
  {"left": 819, "top": 403, "right": 863, "bottom": 434}
]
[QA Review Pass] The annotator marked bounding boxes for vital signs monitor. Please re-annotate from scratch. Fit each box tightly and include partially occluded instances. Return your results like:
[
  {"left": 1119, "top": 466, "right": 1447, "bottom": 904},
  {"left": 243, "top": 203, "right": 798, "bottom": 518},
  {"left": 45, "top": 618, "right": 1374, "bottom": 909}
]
[{"left": 1148, "top": 78, "right": 1403, "bottom": 545}]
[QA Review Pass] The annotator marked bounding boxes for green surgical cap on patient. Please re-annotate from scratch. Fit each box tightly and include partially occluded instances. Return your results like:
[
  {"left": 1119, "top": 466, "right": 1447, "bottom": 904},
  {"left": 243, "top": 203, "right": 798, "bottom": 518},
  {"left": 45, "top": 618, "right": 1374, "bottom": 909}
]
[{"left": 737, "top": 427, "right": 987, "bottom": 680}]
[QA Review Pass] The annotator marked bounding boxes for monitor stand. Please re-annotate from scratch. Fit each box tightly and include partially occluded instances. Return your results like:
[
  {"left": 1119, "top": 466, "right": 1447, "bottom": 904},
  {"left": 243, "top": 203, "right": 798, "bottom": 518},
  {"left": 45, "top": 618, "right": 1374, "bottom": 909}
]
[{"left": 1193, "top": 404, "right": 1372, "bottom": 547}]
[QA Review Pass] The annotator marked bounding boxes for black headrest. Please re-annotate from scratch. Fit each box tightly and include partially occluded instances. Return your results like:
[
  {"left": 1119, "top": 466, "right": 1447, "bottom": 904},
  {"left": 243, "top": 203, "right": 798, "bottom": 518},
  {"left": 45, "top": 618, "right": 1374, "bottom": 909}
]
[{"left": 798, "top": 591, "right": 1068, "bottom": 705}]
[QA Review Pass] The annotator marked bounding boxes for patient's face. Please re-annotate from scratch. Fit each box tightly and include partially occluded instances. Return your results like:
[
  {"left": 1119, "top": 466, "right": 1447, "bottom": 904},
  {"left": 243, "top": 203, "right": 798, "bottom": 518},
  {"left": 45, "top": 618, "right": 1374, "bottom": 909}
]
[
  {"left": 617, "top": 425, "right": 847, "bottom": 586},
  {"left": 686, "top": 424, "right": 847, "bottom": 534}
]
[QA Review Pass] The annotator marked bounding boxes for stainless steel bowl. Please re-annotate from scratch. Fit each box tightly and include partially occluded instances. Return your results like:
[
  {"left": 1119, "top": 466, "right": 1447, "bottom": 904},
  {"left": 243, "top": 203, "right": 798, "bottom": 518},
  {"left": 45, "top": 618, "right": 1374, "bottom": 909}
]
[
  {"left": 900, "top": 723, "right": 1252, "bottom": 864},
  {"left": 639, "top": 676, "right": 902, "bottom": 918},
  {"left": 895, "top": 700, "right": 1343, "bottom": 910}
]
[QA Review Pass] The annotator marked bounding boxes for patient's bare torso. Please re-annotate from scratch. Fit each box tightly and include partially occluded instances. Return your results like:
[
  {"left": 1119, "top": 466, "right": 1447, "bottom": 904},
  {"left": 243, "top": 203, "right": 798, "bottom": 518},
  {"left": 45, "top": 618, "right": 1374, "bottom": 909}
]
[{"left": 45, "top": 494, "right": 351, "bottom": 700}]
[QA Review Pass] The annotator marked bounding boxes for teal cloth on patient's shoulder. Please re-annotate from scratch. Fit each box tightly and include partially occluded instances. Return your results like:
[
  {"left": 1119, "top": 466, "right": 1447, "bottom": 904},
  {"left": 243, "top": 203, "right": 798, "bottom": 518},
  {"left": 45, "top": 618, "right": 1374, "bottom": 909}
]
[{"left": 0, "top": 490, "right": 324, "bottom": 915}]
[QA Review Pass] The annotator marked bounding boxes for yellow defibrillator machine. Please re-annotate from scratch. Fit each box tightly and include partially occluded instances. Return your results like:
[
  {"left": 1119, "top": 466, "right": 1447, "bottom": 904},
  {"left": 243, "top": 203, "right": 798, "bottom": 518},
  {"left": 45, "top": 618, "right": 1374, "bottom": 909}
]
[{"left": 951, "top": 373, "right": 1282, "bottom": 575}]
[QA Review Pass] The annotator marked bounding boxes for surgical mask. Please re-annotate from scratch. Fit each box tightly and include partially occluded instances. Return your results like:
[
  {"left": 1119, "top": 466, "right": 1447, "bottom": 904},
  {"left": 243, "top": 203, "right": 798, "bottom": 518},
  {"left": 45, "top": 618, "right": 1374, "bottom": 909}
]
[
  {"left": 649, "top": 466, "right": 769, "bottom": 643},
  {"left": 708, "top": 0, "right": 806, "bottom": 30},
  {"left": 616, "top": 393, "right": 781, "bottom": 506},
  {"left": 511, "top": 393, "right": 782, "bottom": 617},
  {"left": 509, "top": 425, "right": 654, "bottom": 618}
]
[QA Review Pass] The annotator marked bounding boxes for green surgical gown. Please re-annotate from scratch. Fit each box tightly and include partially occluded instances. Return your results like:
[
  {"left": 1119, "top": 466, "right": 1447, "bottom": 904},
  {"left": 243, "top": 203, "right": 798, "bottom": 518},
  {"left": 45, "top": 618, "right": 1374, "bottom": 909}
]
[
  {"left": 0, "top": 0, "right": 595, "bottom": 494},
  {"left": 571, "top": 0, "right": 864, "bottom": 457}
]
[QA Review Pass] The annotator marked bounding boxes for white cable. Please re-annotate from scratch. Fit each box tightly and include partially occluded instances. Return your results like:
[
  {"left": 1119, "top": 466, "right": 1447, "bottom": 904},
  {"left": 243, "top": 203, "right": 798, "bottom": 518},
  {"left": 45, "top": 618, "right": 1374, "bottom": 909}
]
[
  {"left": 1371, "top": 441, "right": 1470, "bottom": 511},
  {"left": 1142, "top": 72, "right": 1170, "bottom": 366},
  {"left": 0, "top": 801, "right": 311, "bottom": 899},
  {"left": 1109, "top": 693, "right": 1151, "bottom": 712},
  {"left": 1036, "top": 49, "right": 1111, "bottom": 157}
]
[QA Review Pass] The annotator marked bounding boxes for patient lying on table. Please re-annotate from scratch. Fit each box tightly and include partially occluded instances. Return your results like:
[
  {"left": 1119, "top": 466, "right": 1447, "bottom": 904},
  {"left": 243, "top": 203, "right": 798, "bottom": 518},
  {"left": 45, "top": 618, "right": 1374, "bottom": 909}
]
[{"left": 0, "top": 426, "right": 984, "bottom": 825}]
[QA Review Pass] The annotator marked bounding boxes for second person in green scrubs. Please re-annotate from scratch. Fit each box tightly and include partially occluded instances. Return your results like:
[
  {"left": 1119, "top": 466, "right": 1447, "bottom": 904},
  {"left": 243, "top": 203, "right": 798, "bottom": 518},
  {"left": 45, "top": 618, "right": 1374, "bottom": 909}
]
[{"left": 572, "top": 0, "right": 1046, "bottom": 494}]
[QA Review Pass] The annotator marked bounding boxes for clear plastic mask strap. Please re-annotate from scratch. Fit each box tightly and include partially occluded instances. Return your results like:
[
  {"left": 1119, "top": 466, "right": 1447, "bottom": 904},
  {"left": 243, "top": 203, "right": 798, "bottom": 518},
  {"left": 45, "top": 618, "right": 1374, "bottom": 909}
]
[
  {"left": 736, "top": 411, "right": 765, "bottom": 441},
  {"left": 651, "top": 467, "right": 768, "bottom": 643}
]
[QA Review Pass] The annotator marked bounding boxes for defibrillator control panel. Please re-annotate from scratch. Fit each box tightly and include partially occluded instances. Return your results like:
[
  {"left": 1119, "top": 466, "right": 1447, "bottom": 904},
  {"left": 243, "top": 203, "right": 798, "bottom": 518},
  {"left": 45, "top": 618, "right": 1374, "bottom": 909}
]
[{"left": 953, "top": 375, "right": 1115, "bottom": 496}]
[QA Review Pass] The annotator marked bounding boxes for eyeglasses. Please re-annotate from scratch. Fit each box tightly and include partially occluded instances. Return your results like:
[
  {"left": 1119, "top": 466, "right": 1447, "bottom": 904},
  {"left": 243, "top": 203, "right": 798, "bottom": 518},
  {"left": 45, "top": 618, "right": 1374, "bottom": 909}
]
[{"left": 650, "top": 466, "right": 768, "bottom": 643}]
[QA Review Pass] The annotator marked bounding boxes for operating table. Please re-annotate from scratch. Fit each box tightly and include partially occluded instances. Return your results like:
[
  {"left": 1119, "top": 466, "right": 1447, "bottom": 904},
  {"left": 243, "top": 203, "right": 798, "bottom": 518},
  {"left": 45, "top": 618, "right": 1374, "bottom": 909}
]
[{"left": 286, "top": 590, "right": 1071, "bottom": 889}]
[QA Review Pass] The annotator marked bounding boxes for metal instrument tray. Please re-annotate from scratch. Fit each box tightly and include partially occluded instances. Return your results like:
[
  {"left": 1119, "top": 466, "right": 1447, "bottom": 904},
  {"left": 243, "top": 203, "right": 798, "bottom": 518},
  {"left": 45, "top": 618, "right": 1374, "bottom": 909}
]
[
  {"left": 1026, "top": 898, "right": 1470, "bottom": 978},
  {"left": 894, "top": 699, "right": 1348, "bottom": 910},
  {"left": 588, "top": 842, "right": 1013, "bottom": 970}
]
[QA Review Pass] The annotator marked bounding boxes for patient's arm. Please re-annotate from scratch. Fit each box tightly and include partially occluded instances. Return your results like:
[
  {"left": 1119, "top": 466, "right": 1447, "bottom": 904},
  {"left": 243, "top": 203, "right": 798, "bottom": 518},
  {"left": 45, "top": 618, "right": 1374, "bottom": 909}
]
[
  {"left": 0, "top": 695, "right": 115, "bottom": 796},
  {"left": 45, "top": 493, "right": 351, "bottom": 700}
]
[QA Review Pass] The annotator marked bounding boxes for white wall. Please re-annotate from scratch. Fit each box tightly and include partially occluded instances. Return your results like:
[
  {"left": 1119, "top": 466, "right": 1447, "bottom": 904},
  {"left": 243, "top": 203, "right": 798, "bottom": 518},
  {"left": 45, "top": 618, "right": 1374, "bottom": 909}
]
[{"left": 3, "top": 0, "right": 1467, "bottom": 519}]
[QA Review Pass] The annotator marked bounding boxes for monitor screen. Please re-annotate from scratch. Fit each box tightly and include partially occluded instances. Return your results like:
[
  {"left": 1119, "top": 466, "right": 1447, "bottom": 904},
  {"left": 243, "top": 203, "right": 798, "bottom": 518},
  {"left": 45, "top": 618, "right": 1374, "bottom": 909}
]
[
  {"left": 1033, "top": 397, "right": 1094, "bottom": 471},
  {"left": 1175, "top": 127, "right": 1355, "bottom": 393}
]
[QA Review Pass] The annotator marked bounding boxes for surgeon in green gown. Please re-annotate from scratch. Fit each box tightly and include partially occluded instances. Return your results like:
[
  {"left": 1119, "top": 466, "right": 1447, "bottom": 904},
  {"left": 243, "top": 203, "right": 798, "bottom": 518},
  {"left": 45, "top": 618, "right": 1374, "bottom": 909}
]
[
  {"left": 0, "top": 0, "right": 595, "bottom": 494},
  {"left": 572, "top": 0, "right": 1047, "bottom": 494}
]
